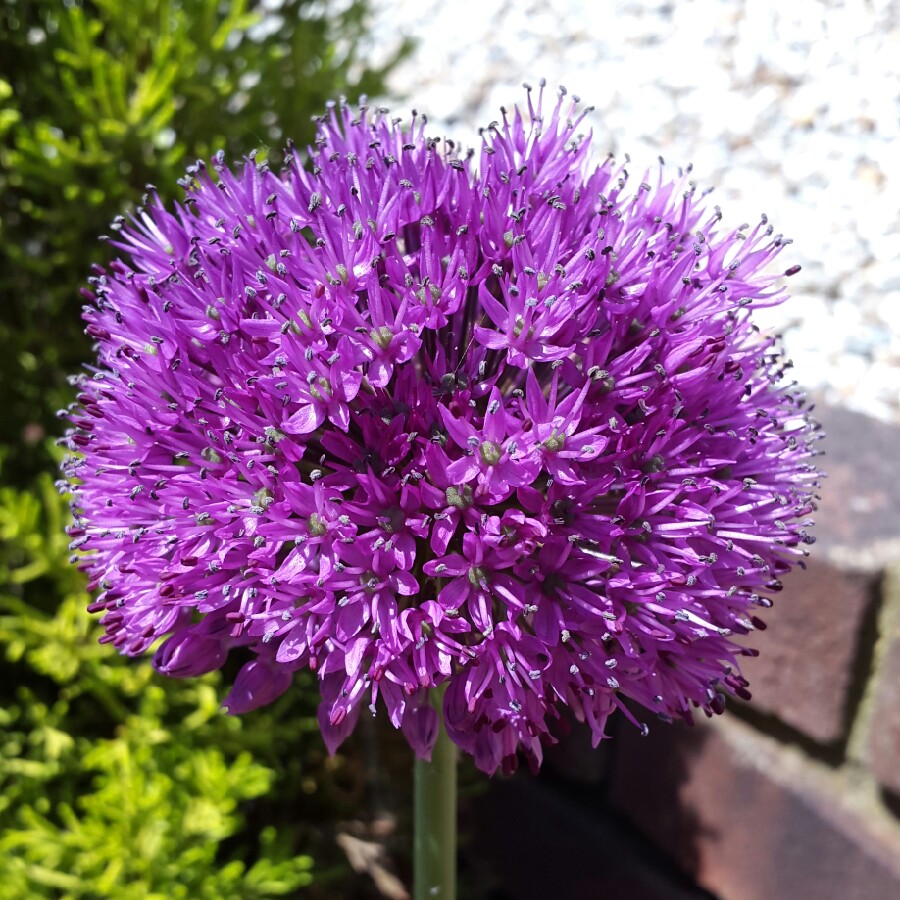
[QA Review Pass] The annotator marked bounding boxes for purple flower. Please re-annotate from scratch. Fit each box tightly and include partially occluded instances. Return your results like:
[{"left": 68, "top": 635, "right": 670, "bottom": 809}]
[{"left": 66, "top": 83, "right": 819, "bottom": 775}]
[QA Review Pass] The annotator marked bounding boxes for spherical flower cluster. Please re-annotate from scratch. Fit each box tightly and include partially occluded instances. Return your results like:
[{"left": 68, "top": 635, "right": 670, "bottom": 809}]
[{"left": 65, "top": 85, "right": 819, "bottom": 774}]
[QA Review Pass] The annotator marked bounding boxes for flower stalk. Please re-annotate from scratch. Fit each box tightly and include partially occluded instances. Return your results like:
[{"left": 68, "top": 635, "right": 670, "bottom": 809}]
[{"left": 414, "top": 686, "right": 457, "bottom": 900}]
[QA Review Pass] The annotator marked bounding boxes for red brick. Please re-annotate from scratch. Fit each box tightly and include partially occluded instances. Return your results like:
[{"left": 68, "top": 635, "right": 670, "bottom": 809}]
[
  {"left": 737, "top": 405, "right": 900, "bottom": 744},
  {"left": 610, "top": 717, "right": 900, "bottom": 900},
  {"left": 867, "top": 569, "right": 900, "bottom": 795},
  {"left": 808, "top": 407, "right": 900, "bottom": 553},
  {"left": 738, "top": 560, "right": 875, "bottom": 743}
]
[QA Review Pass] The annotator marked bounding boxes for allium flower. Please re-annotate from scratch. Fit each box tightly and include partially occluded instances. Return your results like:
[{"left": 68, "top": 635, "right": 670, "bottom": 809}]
[{"left": 65, "top": 84, "right": 819, "bottom": 775}]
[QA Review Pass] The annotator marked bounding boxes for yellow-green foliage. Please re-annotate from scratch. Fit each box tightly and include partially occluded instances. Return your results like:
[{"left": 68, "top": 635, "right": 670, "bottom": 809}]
[
  {"left": 0, "top": 465, "right": 357, "bottom": 898},
  {"left": 0, "top": 5, "right": 410, "bottom": 892}
]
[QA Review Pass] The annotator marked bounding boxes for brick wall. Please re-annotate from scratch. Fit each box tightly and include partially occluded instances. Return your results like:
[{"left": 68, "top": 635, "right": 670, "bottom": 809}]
[{"left": 472, "top": 404, "right": 900, "bottom": 900}]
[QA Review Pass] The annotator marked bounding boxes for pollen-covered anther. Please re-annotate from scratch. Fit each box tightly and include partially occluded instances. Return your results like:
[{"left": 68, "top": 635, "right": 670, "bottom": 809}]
[
  {"left": 587, "top": 367, "right": 616, "bottom": 393},
  {"left": 542, "top": 432, "right": 566, "bottom": 453},
  {"left": 445, "top": 485, "right": 474, "bottom": 509},
  {"left": 252, "top": 487, "right": 274, "bottom": 511},
  {"left": 370, "top": 325, "right": 393, "bottom": 349},
  {"left": 479, "top": 441, "right": 502, "bottom": 465},
  {"left": 361, "top": 571, "right": 379, "bottom": 593},
  {"left": 307, "top": 513, "right": 327, "bottom": 536}
]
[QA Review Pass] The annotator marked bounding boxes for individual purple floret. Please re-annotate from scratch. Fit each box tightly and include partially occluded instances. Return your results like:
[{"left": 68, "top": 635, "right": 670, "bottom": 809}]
[{"left": 65, "top": 83, "right": 820, "bottom": 775}]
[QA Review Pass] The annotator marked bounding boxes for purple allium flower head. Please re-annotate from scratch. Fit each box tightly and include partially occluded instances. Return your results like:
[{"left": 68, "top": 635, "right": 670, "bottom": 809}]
[{"left": 66, "top": 84, "right": 820, "bottom": 775}]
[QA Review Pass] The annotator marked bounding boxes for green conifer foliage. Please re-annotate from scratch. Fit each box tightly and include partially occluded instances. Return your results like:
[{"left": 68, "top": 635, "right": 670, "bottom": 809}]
[{"left": 0, "top": 0, "right": 410, "bottom": 482}]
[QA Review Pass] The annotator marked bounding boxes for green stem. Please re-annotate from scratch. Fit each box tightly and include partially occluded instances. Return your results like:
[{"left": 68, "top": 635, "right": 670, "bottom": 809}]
[{"left": 413, "top": 686, "right": 457, "bottom": 900}]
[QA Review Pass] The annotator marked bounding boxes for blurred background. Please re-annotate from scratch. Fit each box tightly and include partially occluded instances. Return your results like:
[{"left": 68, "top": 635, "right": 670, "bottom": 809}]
[{"left": 2, "top": 0, "right": 899, "bottom": 897}]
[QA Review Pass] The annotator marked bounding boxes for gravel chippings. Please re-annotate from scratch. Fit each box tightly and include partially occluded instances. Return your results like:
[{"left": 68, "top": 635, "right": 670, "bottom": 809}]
[{"left": 368, "top": 0, "right": 900, "bottom": 423}]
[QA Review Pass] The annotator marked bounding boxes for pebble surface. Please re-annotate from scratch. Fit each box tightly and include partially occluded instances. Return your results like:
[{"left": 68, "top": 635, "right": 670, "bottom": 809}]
[{"left": 367, "top": 0, "right": 900, "bottom": 422}]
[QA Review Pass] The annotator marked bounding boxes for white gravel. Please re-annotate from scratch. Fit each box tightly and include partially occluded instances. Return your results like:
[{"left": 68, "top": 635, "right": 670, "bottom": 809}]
[{"left": 365, "top": 0, "right": 900, "bottom": 423}]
